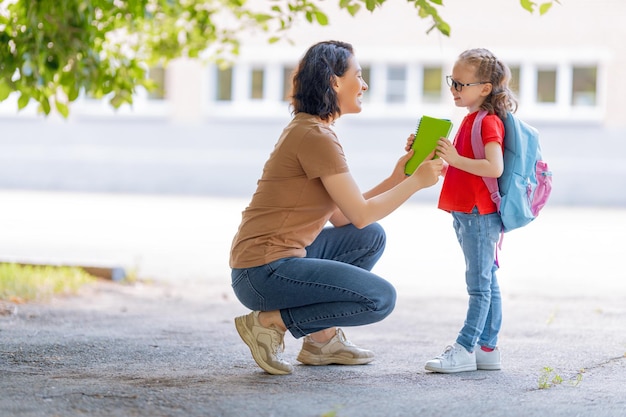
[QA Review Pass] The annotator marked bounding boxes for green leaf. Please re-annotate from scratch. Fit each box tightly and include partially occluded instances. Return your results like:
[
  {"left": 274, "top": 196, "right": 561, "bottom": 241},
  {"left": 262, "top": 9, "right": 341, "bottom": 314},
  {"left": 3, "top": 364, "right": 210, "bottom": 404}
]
[
  {"left": 315, "top": 11, "right": 329, "bottom": 25},
  {"left": 55, "top": 100, "right": 69, "bottom": 118},
  {"left": 520, "top": 0, "right": 536, "bottom": 13},
  {"left": 364, "top": 0, "right": 378, "bottom": 12},
  {"left": 254, "top": 14, "right": 273, "bottom": 23},
  {"left": 17, "top": 93, "right": 30, "bottom": 110},
  {"left": 40, "top": 97, "right": 51, "bottom": 115},
  {"left": 345, "top": 4, "right": 361, "bottom": 15},
  {"left": 437, "top": 21, "right": 451, "bottom": 37},
  {"left": 0, "top": 79, "right": 12, "bottom": 101},
  {"left": 539, "top": 2, "right": 553, "bottom": 15}
]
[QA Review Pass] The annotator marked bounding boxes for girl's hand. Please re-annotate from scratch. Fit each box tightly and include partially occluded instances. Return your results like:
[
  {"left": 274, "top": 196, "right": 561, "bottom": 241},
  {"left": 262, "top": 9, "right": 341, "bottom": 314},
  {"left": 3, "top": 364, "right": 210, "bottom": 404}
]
[
  {"left": 404, "top": 133, "right": 415, "bottom": 152},
  {"left": 436, "top": 137, "right": 459, "bottom": 166}
]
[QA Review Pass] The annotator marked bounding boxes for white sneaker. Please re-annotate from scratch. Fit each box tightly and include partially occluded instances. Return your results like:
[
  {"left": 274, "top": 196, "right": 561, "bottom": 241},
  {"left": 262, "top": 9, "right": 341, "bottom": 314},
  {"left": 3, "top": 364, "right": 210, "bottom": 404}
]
[
  {"left": 297, "top": 328, "right": 374, "bottom": 366},
  {"left": 425, "top": 343, "right": 477, "bottom": 373},
  {"left": 476, "top": 346, "right": 501, "bottom": 370}
]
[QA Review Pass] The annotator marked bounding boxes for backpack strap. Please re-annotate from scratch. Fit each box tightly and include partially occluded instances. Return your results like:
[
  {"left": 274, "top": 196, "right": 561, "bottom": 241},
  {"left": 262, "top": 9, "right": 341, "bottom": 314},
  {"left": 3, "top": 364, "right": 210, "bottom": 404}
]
[
  {"left": 470, "top": 110, "right": 502, "bottom": 211},
  {"left": 470, "top": 110, "right": 504, "bottom": 263}
]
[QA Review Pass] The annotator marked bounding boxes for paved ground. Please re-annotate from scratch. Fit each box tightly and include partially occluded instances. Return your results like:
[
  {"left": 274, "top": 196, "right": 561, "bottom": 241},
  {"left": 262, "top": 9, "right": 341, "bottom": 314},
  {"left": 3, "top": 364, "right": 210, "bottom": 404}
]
[{"left": 1, "top": 191, "right": 625, "bottom": 417}]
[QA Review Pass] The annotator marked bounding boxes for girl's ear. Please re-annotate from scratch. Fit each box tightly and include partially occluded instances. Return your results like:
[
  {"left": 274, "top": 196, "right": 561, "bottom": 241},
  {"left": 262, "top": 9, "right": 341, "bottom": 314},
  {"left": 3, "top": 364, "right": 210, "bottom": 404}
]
[{"left": 481, "top": 83, "right": 493, "bottom": 97}]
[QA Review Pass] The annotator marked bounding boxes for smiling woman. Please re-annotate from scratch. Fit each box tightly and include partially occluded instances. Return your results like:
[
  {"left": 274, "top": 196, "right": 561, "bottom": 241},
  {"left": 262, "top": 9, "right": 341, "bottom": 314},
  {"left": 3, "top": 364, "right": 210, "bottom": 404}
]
[{"left": 228, "top": 40, "right": 444, "bottom": 375}]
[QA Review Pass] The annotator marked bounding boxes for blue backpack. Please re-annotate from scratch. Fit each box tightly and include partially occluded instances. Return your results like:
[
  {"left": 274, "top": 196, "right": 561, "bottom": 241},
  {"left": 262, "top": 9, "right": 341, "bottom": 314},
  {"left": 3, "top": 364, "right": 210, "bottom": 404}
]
[{"left": 471, "top": 110, "right": 552, "bottom": 233}]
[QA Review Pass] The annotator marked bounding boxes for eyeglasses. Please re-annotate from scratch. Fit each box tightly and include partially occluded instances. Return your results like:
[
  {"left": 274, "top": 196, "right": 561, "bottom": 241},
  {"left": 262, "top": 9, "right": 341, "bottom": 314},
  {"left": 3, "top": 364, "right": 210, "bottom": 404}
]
[{"left": 446, "top": 75, "right": 489, "bottom": 92}]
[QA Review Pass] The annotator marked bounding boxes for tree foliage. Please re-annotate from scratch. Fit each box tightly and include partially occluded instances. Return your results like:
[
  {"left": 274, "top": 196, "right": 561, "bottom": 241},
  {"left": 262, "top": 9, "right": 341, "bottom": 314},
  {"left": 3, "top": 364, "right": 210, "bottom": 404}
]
[{"left": 0, "top": 0, "right": 558, "bottom": 116}]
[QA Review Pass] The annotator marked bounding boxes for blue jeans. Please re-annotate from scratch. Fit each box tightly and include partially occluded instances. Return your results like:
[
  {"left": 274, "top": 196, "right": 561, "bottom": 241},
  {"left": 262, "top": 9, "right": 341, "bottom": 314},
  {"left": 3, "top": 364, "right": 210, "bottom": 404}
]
[
  {"left": 231, "top": 223, "right": 396, "bottom": 338},
  {"left": 452, "top": 208, "right": 503, "bottom": 352}
]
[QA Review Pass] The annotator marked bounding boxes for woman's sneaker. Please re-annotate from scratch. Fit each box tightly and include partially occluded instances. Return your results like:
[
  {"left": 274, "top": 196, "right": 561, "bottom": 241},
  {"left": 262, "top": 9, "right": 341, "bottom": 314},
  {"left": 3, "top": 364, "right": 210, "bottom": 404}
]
[
  {"left": 424, "top": 343, "right": 477, "bottom": 373},
  {"left": 234, "top": 311, "right": 294, "bottom": 375},
  {"left": 297, "top": 328, "right": 374, "bottom": 366},
  {"left": 476, "top": 346, "right": 501, "bottom": 370}
]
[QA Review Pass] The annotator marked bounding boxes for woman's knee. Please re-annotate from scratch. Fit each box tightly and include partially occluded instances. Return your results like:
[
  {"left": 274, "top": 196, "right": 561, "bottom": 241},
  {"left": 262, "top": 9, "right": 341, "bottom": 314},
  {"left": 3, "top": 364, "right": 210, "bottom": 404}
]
[
  {"left": 357, "top": 223, "right": 386, "bottom": 269},
  {"left": 364, "top": 222, "right": 386, "bottom": 250},
  {"left": 372, "top": 280, "right": 396, "bottom": 320}
]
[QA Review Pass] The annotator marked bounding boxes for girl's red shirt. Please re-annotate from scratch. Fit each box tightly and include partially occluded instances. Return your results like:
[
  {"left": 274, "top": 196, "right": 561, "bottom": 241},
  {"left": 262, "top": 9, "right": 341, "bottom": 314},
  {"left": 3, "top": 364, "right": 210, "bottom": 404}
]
[{"left": 438, "top": 111, "right": 505, "bottom": 214}]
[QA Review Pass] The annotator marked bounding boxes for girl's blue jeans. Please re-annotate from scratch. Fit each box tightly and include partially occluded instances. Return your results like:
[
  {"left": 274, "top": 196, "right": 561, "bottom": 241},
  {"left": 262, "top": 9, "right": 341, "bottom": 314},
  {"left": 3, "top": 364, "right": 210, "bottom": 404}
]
[
  {"left": 452, "top": 208, "right": 503, "bottom": 352},
  {"left": 231, "top": 223, "right": 396, "bottom": 338}
]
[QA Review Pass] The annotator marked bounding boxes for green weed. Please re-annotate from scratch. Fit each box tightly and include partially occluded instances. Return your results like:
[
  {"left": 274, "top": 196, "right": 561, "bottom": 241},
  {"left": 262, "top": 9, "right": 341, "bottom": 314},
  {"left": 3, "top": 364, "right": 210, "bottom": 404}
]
[
  {"left": 0, "top": 263, "right": 96, "bottom": 302},
  {"left": 538, "top": 366, "right": 584, "bottom": 389}
]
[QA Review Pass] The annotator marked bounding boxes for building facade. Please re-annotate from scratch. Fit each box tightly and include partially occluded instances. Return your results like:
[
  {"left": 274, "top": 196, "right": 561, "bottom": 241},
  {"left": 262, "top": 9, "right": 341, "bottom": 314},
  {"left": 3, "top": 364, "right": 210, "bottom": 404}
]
[{"left": 2, "top": 0, "right": 623, "bottom": 127}]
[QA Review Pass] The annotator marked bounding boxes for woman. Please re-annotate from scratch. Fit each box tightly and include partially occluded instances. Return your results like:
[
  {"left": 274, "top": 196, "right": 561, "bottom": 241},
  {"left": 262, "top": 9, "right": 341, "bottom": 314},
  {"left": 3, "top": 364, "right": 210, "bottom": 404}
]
[{"left": 230, "top": 40, "right": 443, "bottom": 375}]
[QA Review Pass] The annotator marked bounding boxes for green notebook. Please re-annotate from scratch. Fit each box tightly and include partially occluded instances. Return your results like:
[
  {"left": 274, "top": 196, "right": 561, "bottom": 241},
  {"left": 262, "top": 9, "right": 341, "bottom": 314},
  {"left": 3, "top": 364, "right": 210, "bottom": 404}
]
[{"left": 404, "top": 115, "right": 453, "bottom": 175}]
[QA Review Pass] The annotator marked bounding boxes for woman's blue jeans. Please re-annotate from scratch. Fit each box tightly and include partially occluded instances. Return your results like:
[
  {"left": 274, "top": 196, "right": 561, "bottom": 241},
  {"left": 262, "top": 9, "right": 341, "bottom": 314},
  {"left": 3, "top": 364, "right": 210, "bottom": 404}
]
[
  {"left": 452, "top": 208, "right": 503, "bottom": 352},
  {"left": 231, "top": 223, "right": 396, "bottom": 338}
]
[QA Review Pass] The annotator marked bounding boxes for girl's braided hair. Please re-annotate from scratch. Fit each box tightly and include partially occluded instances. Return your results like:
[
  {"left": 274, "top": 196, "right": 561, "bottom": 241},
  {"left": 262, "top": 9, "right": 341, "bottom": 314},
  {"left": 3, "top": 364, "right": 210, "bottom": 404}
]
[{"left": 458, "top": 48, "right": 518, "bottom": 119}]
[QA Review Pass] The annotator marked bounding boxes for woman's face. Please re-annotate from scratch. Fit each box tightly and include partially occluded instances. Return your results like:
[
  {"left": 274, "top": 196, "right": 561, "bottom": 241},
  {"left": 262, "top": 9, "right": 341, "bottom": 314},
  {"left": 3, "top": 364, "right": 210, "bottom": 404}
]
[{"left": 334, "top": 56, "right": 368, "bottom": 115}]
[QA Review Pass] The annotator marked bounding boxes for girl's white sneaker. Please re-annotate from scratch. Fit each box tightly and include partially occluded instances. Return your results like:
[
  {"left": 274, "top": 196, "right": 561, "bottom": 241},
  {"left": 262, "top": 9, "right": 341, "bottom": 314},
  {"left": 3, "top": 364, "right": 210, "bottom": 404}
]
[
  {"left": 424, "top": 343, "right": 477, "bottom": 373},
  {"left": 476, "top": 346, "right": 501, "bottom": 370}
]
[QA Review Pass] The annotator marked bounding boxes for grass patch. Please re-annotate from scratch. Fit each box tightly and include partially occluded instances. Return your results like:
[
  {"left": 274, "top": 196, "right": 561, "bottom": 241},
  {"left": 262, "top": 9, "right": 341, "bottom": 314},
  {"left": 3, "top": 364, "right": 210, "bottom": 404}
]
[
  {"left": 0, "top": 263, "right": 97, "bottom": 303},
  {"left": 537, "top": 366, "right": 584, "bottom": 389}
]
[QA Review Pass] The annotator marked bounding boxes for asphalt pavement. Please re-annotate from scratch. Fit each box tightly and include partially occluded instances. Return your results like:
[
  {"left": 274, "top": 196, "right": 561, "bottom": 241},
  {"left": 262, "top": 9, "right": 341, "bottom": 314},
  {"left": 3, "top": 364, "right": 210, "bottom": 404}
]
[{"left": 1, "top": 191, "right": 625, "bottom": 416}]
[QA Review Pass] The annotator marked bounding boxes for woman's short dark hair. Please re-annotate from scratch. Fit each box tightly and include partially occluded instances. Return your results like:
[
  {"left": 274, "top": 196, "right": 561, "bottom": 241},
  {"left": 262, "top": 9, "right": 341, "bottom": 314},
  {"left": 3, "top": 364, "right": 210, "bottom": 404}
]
[{"left": 290, "top": 41, "right": 354, "bottom": 122}]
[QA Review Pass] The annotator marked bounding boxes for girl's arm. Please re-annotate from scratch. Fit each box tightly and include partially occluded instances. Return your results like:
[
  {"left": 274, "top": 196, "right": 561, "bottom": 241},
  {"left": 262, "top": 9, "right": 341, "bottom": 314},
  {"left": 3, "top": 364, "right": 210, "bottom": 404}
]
[
  {"left": 325, "top": 152, "right": 442, "bottom": 228},
  {"left": 436, "top": 137, "right": 503, "bottom": 178}
]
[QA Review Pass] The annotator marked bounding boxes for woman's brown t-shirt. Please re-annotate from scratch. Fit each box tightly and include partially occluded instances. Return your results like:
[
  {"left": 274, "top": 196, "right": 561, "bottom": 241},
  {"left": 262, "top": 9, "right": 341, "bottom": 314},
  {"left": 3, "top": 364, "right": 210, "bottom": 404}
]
[{"left": 229, "top": 113, "right": 349, "bottom": 268}]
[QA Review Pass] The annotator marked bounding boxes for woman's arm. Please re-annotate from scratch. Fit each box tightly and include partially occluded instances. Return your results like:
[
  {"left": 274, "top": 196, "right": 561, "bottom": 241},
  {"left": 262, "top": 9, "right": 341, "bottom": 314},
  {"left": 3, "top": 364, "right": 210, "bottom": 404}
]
[
  {"left": 324, "top": 153, "right": 442, "bottom": 229},
  {"left": 328, "top": 148, "right": 412, "bottom": 226}
]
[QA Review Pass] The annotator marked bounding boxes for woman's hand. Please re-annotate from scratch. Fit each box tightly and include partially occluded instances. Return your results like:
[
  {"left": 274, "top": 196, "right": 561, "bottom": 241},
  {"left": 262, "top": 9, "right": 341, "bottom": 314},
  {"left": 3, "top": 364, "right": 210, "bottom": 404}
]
[
  {"left": 390, "top": 148, "right": 414, "bottom": 182},
  {"left": 409, "top": 150, "right": 443, "bottom": 188}
]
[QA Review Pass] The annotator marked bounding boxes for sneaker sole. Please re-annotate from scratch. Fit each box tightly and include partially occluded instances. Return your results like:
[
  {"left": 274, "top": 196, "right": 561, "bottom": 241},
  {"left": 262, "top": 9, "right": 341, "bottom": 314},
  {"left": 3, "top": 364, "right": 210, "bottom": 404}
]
[
  {"left": 234, "top": 316, "right": 292, "bottom": 375},
  {"left": 297, "top": 351, "right": 374, "bottom": 366},
  {"left": 477, "top": 363, "right": 501, "bottom": 371},
  {"left": 424, "top": 363, "right": 477, "bottom": 373}
]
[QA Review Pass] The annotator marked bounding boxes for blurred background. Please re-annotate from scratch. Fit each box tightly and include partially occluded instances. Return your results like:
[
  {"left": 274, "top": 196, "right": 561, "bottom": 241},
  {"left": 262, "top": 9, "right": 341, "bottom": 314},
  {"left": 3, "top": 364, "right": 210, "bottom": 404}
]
[
  {"left": 1, "top": 0, "right": 624, "bottom": 283},
  {"left": 1, "top": 0, "right": 625, "bottom": 206}
]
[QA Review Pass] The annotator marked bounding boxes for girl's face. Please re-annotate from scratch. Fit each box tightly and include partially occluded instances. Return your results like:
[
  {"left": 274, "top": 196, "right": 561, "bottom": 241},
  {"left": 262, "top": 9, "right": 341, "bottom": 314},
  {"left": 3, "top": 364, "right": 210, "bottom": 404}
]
[
  {"left": 334, "top": 56, "right": 368, "bottom": 115},
  {"left": 449, "top": 62, "right": 492, "bottom": 113}
]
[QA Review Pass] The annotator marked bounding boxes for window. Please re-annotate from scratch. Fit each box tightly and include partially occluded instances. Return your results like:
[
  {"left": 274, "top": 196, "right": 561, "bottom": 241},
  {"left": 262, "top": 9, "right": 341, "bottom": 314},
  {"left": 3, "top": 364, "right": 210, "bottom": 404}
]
[
  {"left": 572, "top": 66, "right": 597, "bottom": 106},
  {"left": 355, "top": 65, "right": 370, "bottom": 102},
  {"left": 216, "top": 67, "right": 233, "bottom": 101},
  {"left": 250, "top": 68, "right": 264, "bottom": 100},
  {"left": 282, "top": 66, "right": 295, "bottom": 101},
  {"left": 386, "top": 66, "right": 406, "bottom": 103},
  {"left": 536, "top": 68, "right": 557, "bottom": 103},
  {"left": 422, "top": 66, "right": 442, "bottom": 103},
  {"left": 147, "top": 67, "right": 166, "bottom": 100},
  {"left": 508, "top": 66, "right": 520, "bottom": 97}
]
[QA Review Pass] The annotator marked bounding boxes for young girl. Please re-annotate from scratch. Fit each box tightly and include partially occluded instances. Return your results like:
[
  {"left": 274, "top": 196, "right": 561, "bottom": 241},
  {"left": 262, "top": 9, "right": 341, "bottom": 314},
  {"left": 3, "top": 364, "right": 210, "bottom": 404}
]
[{"left": 425, "top": 48, "right": 518, "bottom": 373}]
